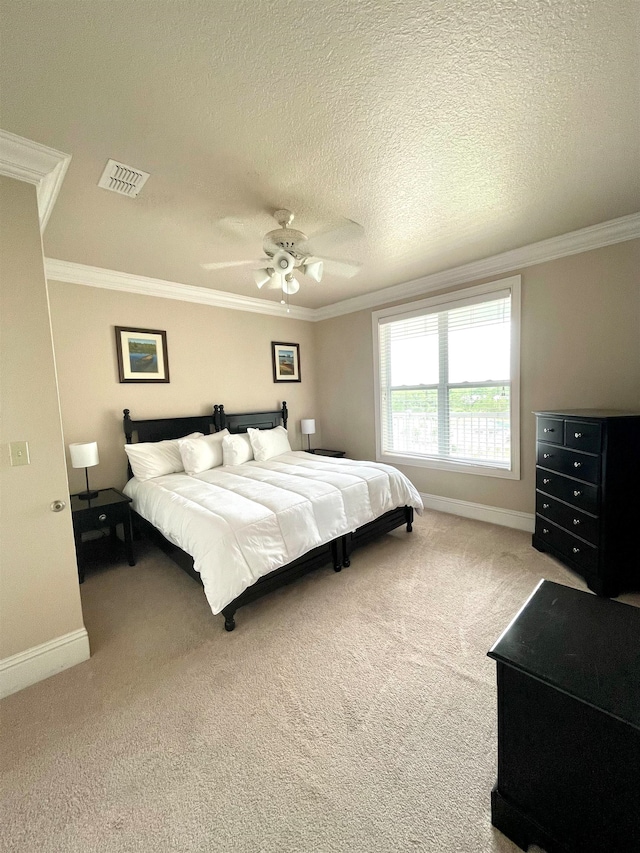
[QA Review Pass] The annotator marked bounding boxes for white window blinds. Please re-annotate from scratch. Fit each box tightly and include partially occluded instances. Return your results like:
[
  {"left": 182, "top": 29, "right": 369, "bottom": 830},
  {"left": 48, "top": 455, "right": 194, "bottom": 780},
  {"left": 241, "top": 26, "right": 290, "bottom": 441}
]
[{"left": 378, "top": 289, "right": 513, "bottom": 469}]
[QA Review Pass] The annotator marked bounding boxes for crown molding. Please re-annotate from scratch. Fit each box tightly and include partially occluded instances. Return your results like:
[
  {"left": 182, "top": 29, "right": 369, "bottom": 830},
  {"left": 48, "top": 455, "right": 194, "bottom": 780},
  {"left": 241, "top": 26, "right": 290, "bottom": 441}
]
[
  {"left": 313, "top": 211, "right": 640, "bottom": 321},
  {"left": 0, "top": 129, "right": 71, "bottom": 231},
  {"left": 45, "top": 259, "right": 315, "bottom": 321},
  {"left": 45, "top": 211, "right": 639, "bottom": 322}
]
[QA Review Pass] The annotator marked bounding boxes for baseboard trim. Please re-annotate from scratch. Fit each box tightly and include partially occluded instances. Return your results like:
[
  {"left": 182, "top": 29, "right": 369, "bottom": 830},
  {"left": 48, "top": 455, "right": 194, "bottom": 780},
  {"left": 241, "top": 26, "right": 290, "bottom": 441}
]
[
  {"left": 0, "top": 628, "right": 90, "bottom": 699},
  {"left": 420, "top": 492, "right": 535, "bottom": 532}
]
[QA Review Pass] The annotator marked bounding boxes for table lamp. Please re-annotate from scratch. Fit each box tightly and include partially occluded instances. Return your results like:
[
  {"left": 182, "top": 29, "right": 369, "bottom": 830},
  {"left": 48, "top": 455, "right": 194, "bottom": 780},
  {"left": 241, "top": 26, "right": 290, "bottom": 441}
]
[
  {"left": 69, "top": 441, "right": 99, "bottom": 500},
  {"left": 301, "top": 419, "right": 316, "bottom": 452}
]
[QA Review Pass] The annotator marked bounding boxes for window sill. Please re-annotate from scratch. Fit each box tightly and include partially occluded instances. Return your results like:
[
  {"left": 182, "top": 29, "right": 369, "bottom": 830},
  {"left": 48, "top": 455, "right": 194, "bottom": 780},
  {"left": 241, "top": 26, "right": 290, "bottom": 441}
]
[{"left": 378, "top": 451, "right": 520, "bottom": 480}]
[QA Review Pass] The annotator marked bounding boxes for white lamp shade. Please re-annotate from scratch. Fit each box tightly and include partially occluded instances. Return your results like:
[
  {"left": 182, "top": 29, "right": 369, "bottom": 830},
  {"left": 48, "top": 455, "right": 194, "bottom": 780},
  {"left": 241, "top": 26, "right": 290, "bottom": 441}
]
[
  {"left": 302, "top": 259, "right": 323, "bottom": 283},
  {"left": 69, "top": 441, "right": 99, "bottom": 468},
  {"left": 301, "top": 419, "right": 316, "bottom": 436},
  {"left": 253, "top": 268, "right": 272, "bottom": 289},
  {"left": 282, "top": 276, "right": 300, "bottom": 295}
]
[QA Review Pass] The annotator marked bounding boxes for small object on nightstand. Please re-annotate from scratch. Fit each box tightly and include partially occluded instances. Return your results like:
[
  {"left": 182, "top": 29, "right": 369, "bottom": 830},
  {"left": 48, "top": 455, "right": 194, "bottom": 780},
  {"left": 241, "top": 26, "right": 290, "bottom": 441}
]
[
  {"left": 69, "top": 441, "right": 100, "bottom": 500},
  {"left": 307, "top": 448, "right": 346, "bottom": 458},
  {"left": 71, "top": 487, "right": 135, "bottom": 582},
  {"left": 301, "top": 418, "right": 316, "bottom": 451}
]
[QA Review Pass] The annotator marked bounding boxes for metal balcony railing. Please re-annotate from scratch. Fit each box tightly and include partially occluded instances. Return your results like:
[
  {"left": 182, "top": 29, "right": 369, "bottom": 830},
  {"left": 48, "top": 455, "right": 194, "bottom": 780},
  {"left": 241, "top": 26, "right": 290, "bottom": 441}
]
[{"left": 390, "top": 411, "right": 510, "bottom": 464}]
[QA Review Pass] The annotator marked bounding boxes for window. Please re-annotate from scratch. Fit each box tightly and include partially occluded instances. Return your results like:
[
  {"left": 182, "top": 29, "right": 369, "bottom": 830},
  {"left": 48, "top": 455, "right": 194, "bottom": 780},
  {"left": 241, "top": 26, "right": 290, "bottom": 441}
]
[{"left": 373, "top": 276, "right": 521, "bottom": 478}]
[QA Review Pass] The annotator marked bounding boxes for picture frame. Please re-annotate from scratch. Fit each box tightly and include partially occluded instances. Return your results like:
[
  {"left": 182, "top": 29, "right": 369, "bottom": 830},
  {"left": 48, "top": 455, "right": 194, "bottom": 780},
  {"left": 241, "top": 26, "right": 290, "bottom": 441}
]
[
  {"left": 115, "top": 326, "right": 170, "bottom": 383},
  {"left": 272, "top": 341, "right": 301, "bottom": 383}
]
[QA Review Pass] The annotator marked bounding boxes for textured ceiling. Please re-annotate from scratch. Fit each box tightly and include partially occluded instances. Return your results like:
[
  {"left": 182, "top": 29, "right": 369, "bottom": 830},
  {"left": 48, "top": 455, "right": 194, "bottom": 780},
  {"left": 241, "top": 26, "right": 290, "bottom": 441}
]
[{"left": 1, "top": 0, "right": 639, "bottom": 309}]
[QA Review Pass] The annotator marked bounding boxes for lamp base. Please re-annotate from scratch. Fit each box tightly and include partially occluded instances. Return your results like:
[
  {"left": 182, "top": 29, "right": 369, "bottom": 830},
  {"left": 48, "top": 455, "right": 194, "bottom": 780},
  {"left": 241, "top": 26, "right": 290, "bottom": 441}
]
[{"left": 77, "top": 489, "right": 99, "bottom": 501}]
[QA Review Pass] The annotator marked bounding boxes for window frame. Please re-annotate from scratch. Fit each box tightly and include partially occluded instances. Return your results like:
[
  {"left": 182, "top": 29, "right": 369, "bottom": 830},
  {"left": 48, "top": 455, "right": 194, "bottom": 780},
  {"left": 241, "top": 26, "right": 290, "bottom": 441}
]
[{"left": 372, "top": 276, "right": 521, "bottom": 479}]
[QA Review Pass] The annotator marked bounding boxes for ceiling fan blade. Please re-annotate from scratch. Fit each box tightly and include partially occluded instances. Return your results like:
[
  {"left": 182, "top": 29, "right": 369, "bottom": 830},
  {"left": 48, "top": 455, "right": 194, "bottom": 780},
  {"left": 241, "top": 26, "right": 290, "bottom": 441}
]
[
  {"left": 212, "top": 216, "right": 265, "bottom": 241},
  {"left": 201, "top": 258, "right": 268, "bottom": 271},
  {"left": 302, "top": 218, "right": 364, "bottom": 255},
  {"left": 314, "top": 256, "right": 362, "bottom": 278}
]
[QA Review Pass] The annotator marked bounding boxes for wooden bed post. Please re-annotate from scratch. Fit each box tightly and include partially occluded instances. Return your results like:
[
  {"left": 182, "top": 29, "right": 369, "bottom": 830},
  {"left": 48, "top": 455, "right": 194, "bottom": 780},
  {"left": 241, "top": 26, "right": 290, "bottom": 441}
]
[
  {"left": 406, "top": 505, "right": 414, "bottom": 532},
  {"left": 123, "top": 409, "right": 133, "bottom": 443},
  {"left": 213, "top": 404, "right": 225, "bottom": 432},
  {"left": 281, "top": 401, "right": 288, "bottom": 428},
  {"left": 222, "top": 605, "right": 236, "bottom": 632}
]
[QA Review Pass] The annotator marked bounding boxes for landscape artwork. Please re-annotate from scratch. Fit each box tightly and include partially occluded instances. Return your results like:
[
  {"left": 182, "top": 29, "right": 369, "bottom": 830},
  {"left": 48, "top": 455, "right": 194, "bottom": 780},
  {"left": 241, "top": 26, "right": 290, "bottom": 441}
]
[
  {"left": 115, "top": 326, "right": 170, "bottom": 383},
  {"left": 272, "top": 341, "right": 301, "bottom": 383}
]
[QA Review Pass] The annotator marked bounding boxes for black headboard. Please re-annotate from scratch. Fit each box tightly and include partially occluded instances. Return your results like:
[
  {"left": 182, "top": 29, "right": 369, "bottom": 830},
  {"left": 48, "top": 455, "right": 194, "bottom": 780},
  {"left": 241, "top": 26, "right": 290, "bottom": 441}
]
[
  {"left": 123, "top": 409, "right": 215, "bottom": 444},
  {"left": 213, "top": 402, "right": 288, "bottom": 434},
  {"left": 123, "top": 404, "right": 288, "bottom": 479}
]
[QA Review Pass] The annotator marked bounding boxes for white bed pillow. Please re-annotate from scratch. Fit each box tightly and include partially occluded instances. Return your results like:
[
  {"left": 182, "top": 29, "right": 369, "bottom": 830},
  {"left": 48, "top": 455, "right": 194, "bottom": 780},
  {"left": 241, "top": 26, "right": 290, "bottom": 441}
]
[
  {"left": 247, "top": 425, "right": 292, "bottom": 462},
  {"left": 222, "top": 433, "right": 254, "bottom": 466},
  {"left": 125, "top": 432, "right": 203, "bottom": 481},
  {"left": 179, "top": 429, "right": 229, "bottom": 475}
]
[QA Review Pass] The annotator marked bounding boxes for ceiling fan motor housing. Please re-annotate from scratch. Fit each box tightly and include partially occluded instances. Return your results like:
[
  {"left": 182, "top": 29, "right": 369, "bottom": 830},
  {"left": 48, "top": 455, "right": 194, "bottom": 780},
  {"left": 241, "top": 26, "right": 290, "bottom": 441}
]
[{"left": 263, "top": 227, "right": 308, "bottom": 261}]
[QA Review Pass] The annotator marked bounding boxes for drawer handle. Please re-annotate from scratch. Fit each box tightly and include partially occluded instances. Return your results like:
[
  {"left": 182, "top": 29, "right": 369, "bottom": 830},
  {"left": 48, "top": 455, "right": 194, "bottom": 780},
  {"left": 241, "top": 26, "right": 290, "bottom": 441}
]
[
  {"left": 543, "top": 478, "right": 551, "bottom": 485},
  {"left": 573, "top": 461, "right": 582, "bottom": 468},
  {"left": 543, "top": 453, "right": 551, "bottom": 459},
  {"left": 543, "top": 427, "right": 554, "bottom": 433},
  {"left": 572, "top": 519, "right": 580, "bottom": 526},
  {"left": 574, "top": 432, "right": 582, "bottom": 439},
  {"left": 573, "top": 490, "right": 582, "bottom": 497},
  {"left": 542, "top": 528, "right": 549, "bottom": 534},
  {"left": 542, "top": 503, "right": 550, "bottom": 510},
  {"left": 98, "top": 513, "right": 107, "bottom": 522},
  {"left": 572, "top": 546, "right": 580, "bottom": 554}
]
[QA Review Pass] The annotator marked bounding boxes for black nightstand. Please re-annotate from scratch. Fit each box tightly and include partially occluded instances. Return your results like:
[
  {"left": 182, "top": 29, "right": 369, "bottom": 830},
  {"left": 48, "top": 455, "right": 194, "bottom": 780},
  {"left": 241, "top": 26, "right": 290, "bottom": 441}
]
[
  {"left": 307, "top": 449, "right": 346, "bottom": 458},
  {"left": 71, "top": 488, "right": 135, "bottom": 582}
]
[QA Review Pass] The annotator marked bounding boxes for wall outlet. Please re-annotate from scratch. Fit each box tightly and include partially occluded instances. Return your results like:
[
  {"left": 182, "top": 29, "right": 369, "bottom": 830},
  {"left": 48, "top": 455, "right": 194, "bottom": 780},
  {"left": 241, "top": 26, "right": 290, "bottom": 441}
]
[{"left": 9, "top": 441, "right": 30, "bottom": 466}]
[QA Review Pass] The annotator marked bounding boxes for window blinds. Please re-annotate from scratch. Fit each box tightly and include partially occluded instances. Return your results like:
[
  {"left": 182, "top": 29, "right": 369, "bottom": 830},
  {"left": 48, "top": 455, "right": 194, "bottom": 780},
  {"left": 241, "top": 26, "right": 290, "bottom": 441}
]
[{"left": 379, "top": 289, "right": 512, "bottom": 465}]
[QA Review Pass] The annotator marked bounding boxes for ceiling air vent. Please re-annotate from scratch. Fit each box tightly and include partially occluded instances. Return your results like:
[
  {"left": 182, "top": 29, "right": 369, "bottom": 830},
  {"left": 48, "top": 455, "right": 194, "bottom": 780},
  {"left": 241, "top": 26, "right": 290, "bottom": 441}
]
[{"left": 98, "top": 159, "right": 150, "bottom": 197}]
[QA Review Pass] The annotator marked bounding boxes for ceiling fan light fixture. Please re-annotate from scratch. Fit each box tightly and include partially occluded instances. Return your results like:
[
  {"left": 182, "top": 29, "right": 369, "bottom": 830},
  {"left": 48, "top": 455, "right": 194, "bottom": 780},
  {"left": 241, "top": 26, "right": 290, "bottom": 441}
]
[
  {"left": 253, "top": 268, "right": 272, "bottom": 289},
  {"left": 282, "top": 275, "right": 300, "bottom": 295},
  {"left": 271, "top": 249, "right": 295, "bottom": 275},
  {"left": 302, "top": 259, "right": 323, "bottom": 283}
]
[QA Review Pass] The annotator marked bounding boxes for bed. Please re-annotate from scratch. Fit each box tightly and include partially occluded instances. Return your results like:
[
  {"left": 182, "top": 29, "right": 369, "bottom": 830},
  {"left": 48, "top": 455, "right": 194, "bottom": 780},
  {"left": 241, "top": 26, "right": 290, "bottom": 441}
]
[{"left": 122, "top": 403, "right": 423, "bottom": 630}]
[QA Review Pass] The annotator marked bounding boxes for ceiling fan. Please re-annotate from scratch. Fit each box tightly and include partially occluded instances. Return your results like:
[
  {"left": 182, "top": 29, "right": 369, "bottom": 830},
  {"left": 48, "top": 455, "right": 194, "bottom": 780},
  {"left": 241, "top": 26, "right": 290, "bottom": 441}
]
[{"left": 201, "top": 209, "right": 363, "bottom": 305}]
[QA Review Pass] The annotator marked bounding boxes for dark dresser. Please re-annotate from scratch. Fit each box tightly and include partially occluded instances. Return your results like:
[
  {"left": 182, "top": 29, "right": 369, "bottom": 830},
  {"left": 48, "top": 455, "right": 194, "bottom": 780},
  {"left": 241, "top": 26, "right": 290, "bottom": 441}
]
[
  {"left": 488, "top": 579, "right": 640, "bottom": 853},
  {"left": 532, "top": 409, "right": 640, "bottom": 597}
]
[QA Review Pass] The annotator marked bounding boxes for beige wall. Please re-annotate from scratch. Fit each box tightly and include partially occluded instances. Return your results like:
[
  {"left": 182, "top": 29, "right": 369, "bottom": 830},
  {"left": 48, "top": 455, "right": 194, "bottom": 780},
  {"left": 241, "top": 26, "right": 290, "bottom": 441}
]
[
  {"left": 46, "top": 238, "right": 640, "bottom": 511},
  {"left": 0, "top": 176, "right": 85, "bottom": 658},
  {"left": 48, "top": 284, "right": 319, "bottom": 493},
  {"left": 315, "top": 240, "right": 640, "bottom": 513}
]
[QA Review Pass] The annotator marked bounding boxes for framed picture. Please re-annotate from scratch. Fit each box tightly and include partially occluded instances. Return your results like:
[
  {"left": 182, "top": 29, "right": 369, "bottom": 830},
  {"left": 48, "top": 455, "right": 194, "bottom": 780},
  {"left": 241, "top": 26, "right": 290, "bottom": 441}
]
[
  {"left": 272, "top": 341, "right": 301, "bottom": 383},
  {"left": 115, "top": 326, "right": 170, "bottom": 383}
]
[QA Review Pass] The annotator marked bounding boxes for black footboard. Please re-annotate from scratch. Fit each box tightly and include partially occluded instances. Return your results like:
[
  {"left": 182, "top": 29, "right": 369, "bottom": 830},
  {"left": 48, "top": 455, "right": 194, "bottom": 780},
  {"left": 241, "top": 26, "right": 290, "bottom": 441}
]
[
  {"left": 342, "top": 505, "right": 413, "bottom": 566},
  {"left": 133, "top": 505, "right": 413, "bottom": 630}
]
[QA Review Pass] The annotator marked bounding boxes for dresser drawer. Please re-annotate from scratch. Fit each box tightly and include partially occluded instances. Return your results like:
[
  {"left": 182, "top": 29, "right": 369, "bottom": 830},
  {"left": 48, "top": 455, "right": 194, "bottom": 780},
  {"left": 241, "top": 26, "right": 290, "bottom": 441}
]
[
  {"left": 535, "top": 469, "right": 599, "bottom": 515},
  {"left": 73, "top": 502, "right": 129, "bottom": 534},
  {"left": 564, "top": 420, "right": 602, "bottom": 454},
  {"left": 537, "top": 442, "right": 600, "bottom": 484},
  {"left": 535, "top": 518, "right": 599, "bottom": 574},
  {"left": 536, "top": 417, "right": 563, "bottom": 445},
  {"left": 536, "top": 493, "right": 599, "bottom": 546}
]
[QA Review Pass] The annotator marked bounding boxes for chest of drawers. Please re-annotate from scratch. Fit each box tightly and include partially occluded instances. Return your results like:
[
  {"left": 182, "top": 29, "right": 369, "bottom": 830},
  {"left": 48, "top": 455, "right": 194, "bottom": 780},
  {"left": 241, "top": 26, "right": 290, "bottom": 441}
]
[{"left": 532, "top": 409, "right": 640, "bottom": 597}]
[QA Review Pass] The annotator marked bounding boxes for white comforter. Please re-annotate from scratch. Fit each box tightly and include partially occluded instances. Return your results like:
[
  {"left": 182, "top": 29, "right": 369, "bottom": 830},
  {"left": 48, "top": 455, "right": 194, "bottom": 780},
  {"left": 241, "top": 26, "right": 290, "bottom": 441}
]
[{"left": 123, "top": 451, "right": 423, "bottom": 614}]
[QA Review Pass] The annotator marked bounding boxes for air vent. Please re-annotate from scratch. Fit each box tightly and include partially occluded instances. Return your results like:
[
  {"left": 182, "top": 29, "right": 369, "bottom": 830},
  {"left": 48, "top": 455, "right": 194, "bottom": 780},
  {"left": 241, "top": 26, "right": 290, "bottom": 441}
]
[{"left": 98, "top": 159, "right": 150, "bottom": 197}]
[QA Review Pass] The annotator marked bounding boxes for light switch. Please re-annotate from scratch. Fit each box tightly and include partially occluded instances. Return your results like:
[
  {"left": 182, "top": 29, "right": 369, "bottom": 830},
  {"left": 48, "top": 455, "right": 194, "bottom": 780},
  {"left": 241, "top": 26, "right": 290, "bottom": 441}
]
[{"left": 9, "top": 441, "right": 30, "bottom": 466}]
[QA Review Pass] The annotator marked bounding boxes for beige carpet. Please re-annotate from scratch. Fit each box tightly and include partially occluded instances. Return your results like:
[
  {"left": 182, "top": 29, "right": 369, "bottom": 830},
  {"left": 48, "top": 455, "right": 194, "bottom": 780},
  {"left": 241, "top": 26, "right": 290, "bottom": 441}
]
[{"left": 2, "top": 510, "right": 638, "bottom": 852}]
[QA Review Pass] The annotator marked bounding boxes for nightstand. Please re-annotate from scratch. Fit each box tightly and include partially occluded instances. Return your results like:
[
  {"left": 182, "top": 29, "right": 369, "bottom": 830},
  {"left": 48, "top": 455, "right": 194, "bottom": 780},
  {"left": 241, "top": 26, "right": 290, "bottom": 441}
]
[
  {"left": 71, "top": 488, "right": 135, "bottom": 582},
  {"left": 307, "top": 449, "right": 346, "bottom": 458}
]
